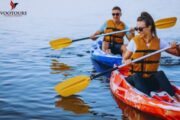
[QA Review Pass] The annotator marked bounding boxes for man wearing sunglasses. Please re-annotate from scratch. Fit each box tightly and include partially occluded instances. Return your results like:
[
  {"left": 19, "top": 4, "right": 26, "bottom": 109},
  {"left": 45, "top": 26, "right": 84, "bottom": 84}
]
[{"left": 91, "top": 6, "right": 134, "bottom": 56}]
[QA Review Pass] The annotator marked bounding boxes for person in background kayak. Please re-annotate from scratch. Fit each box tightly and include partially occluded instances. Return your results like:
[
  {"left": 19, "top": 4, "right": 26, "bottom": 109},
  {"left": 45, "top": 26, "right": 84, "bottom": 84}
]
[
  {"left": 123, "top": 11, "right": 180, "bottom": 98},
  {"left": 90, "top": 6, "right": 134, "bottom": 56}
]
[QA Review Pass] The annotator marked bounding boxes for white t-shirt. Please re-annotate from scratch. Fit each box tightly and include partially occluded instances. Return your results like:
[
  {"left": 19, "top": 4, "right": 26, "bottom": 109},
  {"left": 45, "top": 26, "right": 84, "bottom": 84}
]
[{"left": 127, "top": 39, "right": 169, "bottom": 52}]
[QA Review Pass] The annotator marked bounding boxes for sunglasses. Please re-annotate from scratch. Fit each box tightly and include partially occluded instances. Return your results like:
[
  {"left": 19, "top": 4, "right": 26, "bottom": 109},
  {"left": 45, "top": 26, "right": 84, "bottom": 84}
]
[
  {"left": 112, "top": 13, "right": 120, "bottom": 16},
  {"left": 135, "top": 27, "right": 147, "bottom": 32}
]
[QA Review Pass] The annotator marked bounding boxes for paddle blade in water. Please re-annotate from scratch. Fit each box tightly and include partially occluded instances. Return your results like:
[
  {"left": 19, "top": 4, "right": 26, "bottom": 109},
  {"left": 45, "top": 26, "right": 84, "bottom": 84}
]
[
  {"left": 155, "top": 17, "right": 177, "bottom": 29},
  {"left": 54, "top": 75, "right": 90, "bottom": 97},
  {"left": 49, "top": 38, "right": 72, "bottom": 50}
]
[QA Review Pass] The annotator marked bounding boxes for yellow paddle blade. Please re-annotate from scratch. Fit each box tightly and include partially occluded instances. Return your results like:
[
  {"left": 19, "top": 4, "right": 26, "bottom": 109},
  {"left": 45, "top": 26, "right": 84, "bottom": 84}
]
[
  {"left": 49, "top": 38, "right": 72, "bottom": 50},
  {"left": 155, "top": 17, "right": 177, "bottom": 29},
  {"left": 54, "top": 75, "right": 90, "bottom": 97}
]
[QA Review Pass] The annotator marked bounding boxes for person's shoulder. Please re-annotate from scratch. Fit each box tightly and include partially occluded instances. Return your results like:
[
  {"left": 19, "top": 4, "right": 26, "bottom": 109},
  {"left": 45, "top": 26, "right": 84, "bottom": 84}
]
[
  {"left": 106, "top": 19, "right": 113, "bottom": 23},
  {"left": 127, "top": 39, "right": 136, "bottom": 52},
  {"left": 133, "top": 35, "right": 141, "bottom": 40},
  {"left": 131, "top": 35, "right": 141, "bottom": 44},
  {"left": 120, "top": 20, "right": 125, "bottom": 24}
]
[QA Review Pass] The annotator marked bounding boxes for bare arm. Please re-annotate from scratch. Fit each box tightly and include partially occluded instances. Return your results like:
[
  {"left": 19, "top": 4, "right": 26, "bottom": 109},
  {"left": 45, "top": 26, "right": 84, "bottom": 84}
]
[
  {"left": 90, "top": 30, "right": 102, "bottom": 40},
  {"left": 123, "top": 50, "right": 133, "bottom": 64},
  {"left": 126, "top": 33, "right": 134, "bottom": 41},
  {"left": 165, "top": 42, "right": 180, "bottom": 57},
  {"left": 126, "top": 28, "right": 135, "bottom": 41},
  {"left": 124, "top": 50, "right": 133, "bottom": 60},
  {"left": 123, "top": 39, "right": 134, "bottom": 64},
  {"left": 90, "top": 23, "right": 106, "bottom": 40}
]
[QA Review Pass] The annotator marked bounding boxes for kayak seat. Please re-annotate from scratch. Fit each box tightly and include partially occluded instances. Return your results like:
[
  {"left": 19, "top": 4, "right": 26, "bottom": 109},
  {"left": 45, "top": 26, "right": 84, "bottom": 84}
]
[
  {"left": 150, "top": 91, "right": 174, "bottom": 103},
  {"left": 126, "top": 71, "right": 176, "bottom": 97}
]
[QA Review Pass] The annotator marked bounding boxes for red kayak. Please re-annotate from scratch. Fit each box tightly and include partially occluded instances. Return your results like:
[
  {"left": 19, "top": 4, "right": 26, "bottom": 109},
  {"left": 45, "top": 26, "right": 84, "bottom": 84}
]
[
  {"left": 110, "top": 69, "right": 180, "bottom": 120},
  {"left": 115, "top": 98, "right": 163, "bottom": 120}
]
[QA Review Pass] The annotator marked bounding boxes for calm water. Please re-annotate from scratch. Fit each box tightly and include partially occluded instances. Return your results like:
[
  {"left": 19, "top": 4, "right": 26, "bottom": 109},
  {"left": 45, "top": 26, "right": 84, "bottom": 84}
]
[{"left": 0, "top": 0, "right": 180, "bottom": 120}]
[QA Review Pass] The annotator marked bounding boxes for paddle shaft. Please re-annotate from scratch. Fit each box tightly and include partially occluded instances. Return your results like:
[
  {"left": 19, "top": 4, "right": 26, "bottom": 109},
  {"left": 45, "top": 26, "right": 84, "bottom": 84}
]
[
  {"left": 72, "top": 29, "right": 130, "bottom": 42},
  {"left": 91, "top": 44, "right": 180, "bottom": 80}
]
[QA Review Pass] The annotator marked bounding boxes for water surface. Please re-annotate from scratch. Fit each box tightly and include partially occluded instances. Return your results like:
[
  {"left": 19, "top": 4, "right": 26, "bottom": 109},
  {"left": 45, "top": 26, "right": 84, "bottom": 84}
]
[{"left": 0, "top": 0, "right": 180, "bottom": 120}]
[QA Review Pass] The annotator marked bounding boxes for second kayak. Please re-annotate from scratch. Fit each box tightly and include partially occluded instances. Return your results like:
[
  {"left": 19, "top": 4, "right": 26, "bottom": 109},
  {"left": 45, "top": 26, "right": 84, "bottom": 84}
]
[{"left": 91, "top": 40, "right": 122, "bottom": 67}]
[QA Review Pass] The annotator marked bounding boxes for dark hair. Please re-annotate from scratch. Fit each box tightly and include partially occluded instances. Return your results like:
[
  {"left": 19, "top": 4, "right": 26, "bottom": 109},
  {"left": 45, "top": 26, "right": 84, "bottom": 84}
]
[
  {"left": 112, "top": 6, "right": 121, "bottom": 12},
  {"left": 137, "top": 12, "right": 157, "bottom": 37}
]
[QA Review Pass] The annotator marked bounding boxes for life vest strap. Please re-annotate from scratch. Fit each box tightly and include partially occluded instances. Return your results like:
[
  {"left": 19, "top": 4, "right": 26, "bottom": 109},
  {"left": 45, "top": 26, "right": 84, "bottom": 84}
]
[
  {"left": 106, "top": 27, "right": 121, "bottom": 31},
  {"left": 135, "top": 50, "right": 157, "bottom": 53},
  {"left": 130, "top": 70, "right": 156, "bottom": 74},
  {"left": 134, "top": 60, "right": 159, "bottom": 64}
]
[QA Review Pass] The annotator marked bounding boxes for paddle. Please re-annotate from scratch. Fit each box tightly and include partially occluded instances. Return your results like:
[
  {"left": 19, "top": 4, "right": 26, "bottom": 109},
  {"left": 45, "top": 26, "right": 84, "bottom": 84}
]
[
  {"left": 155, "top": 17, "right": 177, "bottom": 29},
  {"left": 50, "top": 17, "right": 177, "bottom": 50},
  {"left": 54, "top": 43, "right": 180, "bottom": 97}
]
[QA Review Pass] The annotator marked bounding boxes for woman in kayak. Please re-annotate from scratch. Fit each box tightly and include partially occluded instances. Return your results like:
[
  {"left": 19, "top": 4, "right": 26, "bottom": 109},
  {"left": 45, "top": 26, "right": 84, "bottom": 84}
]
[
  {"left": 123, "top": 11, "right": 180, "bottom": 97},
  {"left": 90, "top": 6, "right": 134, "bottom": 56}
]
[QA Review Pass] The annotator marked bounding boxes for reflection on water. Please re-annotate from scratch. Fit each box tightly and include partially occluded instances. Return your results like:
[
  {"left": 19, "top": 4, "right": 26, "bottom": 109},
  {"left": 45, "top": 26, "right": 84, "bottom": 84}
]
[
  {"left": 50, "top": 59, "right": 72, "bottom": 76},
  {"left": 55, "top": 95, "right": 118, "bottom": 120},
  {"left": 1, "top": 0, "right": 180, "bottom": 119},
  {"left": 55, "top": 95, "right": 90, "bottom": 114},
  {"left": 113, "top": 96, "right": 163, "bottom": 120},
  {"left": 55, "top": 94, "right": 164, "bottom": 120}
]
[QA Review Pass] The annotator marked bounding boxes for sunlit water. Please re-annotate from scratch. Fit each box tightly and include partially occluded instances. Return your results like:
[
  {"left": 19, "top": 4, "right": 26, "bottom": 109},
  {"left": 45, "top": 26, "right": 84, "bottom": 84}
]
[{"left": 0, "top": 0, "right": 180, "bottom": 120}]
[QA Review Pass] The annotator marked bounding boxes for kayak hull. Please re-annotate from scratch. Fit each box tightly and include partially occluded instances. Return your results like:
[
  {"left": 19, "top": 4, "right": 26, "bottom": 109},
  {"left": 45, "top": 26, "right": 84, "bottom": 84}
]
[{"left": 110, "top": 70, "right": 180, "bottom": 120}]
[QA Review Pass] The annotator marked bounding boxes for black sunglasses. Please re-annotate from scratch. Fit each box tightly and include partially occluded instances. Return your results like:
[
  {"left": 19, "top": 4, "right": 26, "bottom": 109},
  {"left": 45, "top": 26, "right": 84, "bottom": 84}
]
[
  {"left": 135, "top": 27, "right": 147, "bottom": 32},
  {"left": 112, "top": 13, "right": 120, "bottom": 16}
]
